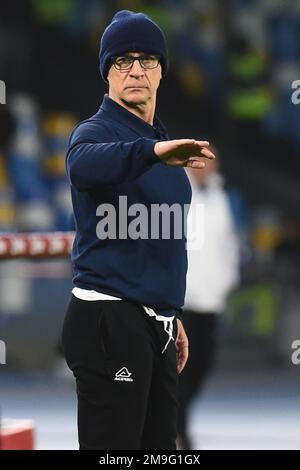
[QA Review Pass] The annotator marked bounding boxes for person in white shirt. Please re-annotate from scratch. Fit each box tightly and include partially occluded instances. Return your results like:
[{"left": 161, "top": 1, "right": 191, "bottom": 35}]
[{"left": 178, "top": 147, "right": 240, "bottom": 449}]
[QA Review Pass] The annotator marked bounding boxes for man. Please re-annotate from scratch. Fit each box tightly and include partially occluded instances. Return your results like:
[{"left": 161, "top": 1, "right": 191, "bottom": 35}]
[
  {"left": 178, "top": 150, "right": 240, "bottom": 449},
  {"left": 62, "top": 10, "right": 214, "bottom": 450}
]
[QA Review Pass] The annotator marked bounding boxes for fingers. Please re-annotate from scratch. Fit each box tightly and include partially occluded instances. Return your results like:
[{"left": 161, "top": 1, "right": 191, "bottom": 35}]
[
  {"left": 175, "top": 140, "right": 215, "bottom": 159},
  {"left": 174, "top": 139, "right": 209, "bottom": 147},
  {"left": 155, "top": 138, "right": 214, "bottom": 167},
  {"left": 195, "top": 140, "right": 210, "bottom": 147},
  {"left": 185, "top": 144, "right": 215, "bottom": 169},
  {"left": 174, "top": 139, "right": 196, "bottom": 145},
  {"left": 186, "top": 160, "right": 205, "bottom": 169},
  {"left": 200, "top": 147, "right": 215, "bottom": 159}
]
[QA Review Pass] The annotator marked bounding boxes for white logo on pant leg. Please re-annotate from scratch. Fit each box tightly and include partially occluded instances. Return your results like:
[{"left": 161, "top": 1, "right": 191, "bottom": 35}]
[{"left": 114, "top": 367, "right": 133, "bottom": 382}]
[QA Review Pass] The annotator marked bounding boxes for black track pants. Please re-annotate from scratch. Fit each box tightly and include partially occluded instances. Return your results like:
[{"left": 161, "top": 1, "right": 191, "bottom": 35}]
[{"left": 61, "top": 295, "right": 178, "bottom": 450}]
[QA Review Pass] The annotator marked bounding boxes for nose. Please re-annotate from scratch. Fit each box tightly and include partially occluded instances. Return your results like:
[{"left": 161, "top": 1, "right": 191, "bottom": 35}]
[{"left": 129, "top": 59, "right": 144, "bottom": 78}]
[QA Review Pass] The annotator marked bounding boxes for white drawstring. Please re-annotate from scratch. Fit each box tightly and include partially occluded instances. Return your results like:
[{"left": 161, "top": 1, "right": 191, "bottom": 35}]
[
  {"left": 161, "top": 319, "right": 174, "bottom": 354},
  {"left": 143, "top": 307, "right": 175, "bottom": 354}
]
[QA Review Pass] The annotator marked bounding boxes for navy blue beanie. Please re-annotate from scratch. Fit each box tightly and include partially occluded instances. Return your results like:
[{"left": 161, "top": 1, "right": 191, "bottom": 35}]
[{"left": 99, "top": 10, "right": 168, "bottom": 82}]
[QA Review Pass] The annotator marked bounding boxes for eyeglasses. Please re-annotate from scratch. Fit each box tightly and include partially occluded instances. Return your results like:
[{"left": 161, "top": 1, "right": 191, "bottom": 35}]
[{"left": 111, "top": 54, "right": 160, "bottom": 71}]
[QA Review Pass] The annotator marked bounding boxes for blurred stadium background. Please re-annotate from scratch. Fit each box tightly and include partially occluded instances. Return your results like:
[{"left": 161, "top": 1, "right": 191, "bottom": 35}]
[{"left": 0, "top": 0, "right": 300, "bottom": 450}]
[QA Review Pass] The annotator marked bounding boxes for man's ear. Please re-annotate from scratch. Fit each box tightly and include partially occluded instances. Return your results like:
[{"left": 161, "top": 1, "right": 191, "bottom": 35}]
[{"left": 107, "top": 64, "right": 115, "bottom": 83}]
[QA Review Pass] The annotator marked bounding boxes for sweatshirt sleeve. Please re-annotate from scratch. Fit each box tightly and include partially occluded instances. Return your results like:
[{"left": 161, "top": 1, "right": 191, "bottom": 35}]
[{"left": 66, "top": 120, "right": 160, "bottom": 190}]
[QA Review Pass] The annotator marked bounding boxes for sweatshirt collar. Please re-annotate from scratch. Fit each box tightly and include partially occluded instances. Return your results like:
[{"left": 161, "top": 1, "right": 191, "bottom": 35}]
[{"left": 98, "top": 94, "right": 168, "bottom": 140}]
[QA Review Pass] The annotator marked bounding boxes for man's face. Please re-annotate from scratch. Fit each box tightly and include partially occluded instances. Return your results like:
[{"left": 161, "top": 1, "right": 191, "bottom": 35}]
[{"left": 107, "top": 52, "right": 162, "bottom": 107}]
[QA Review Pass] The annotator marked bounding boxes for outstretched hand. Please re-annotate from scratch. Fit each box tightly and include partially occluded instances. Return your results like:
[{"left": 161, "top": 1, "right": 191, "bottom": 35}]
[{"left": 154, "top": 139, "right": 215, "bottom": 169}]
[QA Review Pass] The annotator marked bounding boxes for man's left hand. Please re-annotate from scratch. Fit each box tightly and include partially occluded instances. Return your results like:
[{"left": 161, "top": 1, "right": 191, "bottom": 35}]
[{"left": 175, "top": 319, "right": 189, "bottom": 374}]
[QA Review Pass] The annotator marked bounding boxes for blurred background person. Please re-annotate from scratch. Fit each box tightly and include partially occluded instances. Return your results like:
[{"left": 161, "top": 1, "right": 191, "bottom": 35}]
[{"left": 178, "top": 146, "right": 241, "bottom": 450}]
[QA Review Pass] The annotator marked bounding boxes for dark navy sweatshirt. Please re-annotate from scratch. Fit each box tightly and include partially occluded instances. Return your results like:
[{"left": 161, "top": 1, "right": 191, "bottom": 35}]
[{"left": 66, "top": 94, "right": 191, "bottom": 317}]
